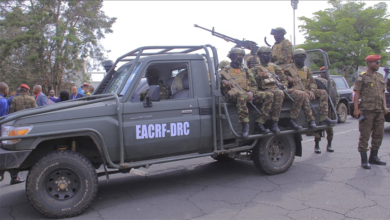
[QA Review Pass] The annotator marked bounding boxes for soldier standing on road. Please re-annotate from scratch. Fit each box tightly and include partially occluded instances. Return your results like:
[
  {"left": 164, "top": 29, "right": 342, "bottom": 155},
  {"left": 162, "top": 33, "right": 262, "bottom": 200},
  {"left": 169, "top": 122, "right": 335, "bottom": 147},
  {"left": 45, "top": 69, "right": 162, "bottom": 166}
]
[
  {"left": 139, "top": 68, "right": 170, "bottom": 101},
  {"left": 353, "top": 55, "right": 387, "bottom": 169},
  {"left": 220, "top": 47, "right": 274, "bottom": 138},
  {"left": 251, "top": 46, "right": 286, "bottom": 133},
  {"left": 313, "top": 66, "right": 340, "bottom": 153},
  {"left": 271, "top": 27, "right": 293, "bottom": 65},
  {"left": 9, "top": 84, "right": 37, "bottom": 113},
  {"left": 284, "top": 49, "right": 337, "bottom": 129}
]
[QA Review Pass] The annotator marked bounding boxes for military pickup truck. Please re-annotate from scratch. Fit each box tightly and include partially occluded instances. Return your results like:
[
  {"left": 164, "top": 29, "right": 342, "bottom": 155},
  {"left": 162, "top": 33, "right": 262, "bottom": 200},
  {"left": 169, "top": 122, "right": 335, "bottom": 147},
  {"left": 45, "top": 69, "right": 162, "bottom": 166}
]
[{"left": 0, "top": 45, "right": 337, "bottom": 218}]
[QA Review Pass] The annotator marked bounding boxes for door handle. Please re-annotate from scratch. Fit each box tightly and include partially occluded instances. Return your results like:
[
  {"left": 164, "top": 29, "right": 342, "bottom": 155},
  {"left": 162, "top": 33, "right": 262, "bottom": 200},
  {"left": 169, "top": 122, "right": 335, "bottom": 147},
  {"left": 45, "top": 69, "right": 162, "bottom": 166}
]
[{"left": 182, "top": 110, "right": 192, "bottom": 114}]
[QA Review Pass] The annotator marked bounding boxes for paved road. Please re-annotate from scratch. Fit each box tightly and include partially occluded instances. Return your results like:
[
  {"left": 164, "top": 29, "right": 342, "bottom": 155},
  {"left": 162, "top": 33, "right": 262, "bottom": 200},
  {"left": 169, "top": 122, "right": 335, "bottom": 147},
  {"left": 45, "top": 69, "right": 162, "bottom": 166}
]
[{"left": 1, "top": 116, "right": 390, "bottom": 219}]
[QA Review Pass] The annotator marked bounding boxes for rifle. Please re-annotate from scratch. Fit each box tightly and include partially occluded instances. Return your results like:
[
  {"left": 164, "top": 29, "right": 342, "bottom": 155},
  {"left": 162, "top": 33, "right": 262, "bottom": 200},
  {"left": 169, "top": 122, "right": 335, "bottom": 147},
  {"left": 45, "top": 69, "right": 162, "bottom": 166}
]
[
  {"left": 220, "top": 70, "right": 262, "bottom": 115},
  {"left": 282, "top": 65, "right": 318, "bottom": 114},
  {"left": 256, "top": 65, "right": 294, "bottom": 102},
  {"left": 194, "top": 24, "right": 258, "bottom": 52}
]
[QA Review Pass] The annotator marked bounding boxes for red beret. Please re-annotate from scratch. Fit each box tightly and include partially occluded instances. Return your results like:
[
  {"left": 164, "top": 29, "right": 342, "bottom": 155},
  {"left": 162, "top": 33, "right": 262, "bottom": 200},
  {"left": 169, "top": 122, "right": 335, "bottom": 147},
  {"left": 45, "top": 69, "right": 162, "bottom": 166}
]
[
  {"left": 81, "top": 83, "right": 90, "bottom": 88},
  {"left": 365, "top": 55, "right": 381, "bottom": 62},
  {"left": 20, "top": 84, "right": 30, "bottom": 90},
  {"left": 319, "top": 66, "right": 326, "bottom": 71}
]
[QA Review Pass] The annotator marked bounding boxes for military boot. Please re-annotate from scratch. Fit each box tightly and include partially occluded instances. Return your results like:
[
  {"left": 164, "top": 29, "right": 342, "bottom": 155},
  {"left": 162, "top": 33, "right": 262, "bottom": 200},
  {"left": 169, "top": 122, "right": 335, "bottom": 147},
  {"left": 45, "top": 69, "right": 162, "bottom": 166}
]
[
  {"left": 256, "top": 123, "right": 270, "bottom": 134},
  {"left": 327, "top": 140, "right": 334, "bottom": 152},
  {"left": 270, "top": 121, "right": 280, "bottom": 134},
  {"left": 314, "top": 139, "right": 321, "bottom": 154},
  {"left": 308, "top": 120, "right": 317, "bottom": 130},
  {"left": 360, "top": 152, "right": 371, "bottom": 169},
  {"left": 241, "top": 123, "right": 250, "bottom": 139},
  {"left": 289, "top": 118, "right": 302, "bottom": 131},
  {"left": 319, "top": 118, "right": 337, "bottom": 126},
  {"left": 369, "top": 150, "right": 386, "bottom": 166}
]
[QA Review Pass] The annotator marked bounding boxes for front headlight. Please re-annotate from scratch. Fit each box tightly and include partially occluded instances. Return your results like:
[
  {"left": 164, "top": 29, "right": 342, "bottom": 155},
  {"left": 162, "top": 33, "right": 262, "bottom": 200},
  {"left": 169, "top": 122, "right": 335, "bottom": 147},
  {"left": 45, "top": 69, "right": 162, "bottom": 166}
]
[{"left": 1, "top": 124, "right": 34, "bottom": 145}]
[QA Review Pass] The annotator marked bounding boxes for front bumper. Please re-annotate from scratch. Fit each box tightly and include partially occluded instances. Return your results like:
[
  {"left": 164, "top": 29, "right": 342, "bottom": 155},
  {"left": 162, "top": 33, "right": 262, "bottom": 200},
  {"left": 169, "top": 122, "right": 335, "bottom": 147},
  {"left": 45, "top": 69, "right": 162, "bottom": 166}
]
[{"left": 0, "top": 147, "right": 31, "bottom": 171}]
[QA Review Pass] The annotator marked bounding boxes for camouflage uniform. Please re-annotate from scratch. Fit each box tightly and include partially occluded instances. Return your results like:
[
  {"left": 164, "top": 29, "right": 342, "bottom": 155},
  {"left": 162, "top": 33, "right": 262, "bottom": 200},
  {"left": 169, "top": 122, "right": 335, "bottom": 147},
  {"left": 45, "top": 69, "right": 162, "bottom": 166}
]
[
  {"left": 314, "top": 79, "right": 340, "bottom": 141},
  {"left": 9, "top": 94, "right": 37, "bottom": 113},
  {"left": 354, "top": 71, "right": 386, "bottom": 152},
  {"left": 387, "top": 79, "right": 390, "bottom": 92},
  {"left": 221, "top": 66, "right": 273, "bottom": 124},
  {"left": 284, "top": 65, "right": 329, "bottom": 121},
  {"left": 271, "top": 39, "right": 293, "bottom": 65},
  {"left": 288, "top": 89, "right": 315, "bottom": 122},
  {"left": 252, "top": 63, "right": 286, "bottom": 121},
  {"left": 139, "top": 82, "right": 170, "bottom": 101}
]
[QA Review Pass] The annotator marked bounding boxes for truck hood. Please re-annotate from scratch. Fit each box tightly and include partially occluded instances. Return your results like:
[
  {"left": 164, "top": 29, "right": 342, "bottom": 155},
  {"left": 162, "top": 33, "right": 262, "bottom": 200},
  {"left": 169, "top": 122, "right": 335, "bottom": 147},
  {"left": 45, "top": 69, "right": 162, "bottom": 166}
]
[{"left": 4, "top": 100, "right": 119, "bottom": 125}]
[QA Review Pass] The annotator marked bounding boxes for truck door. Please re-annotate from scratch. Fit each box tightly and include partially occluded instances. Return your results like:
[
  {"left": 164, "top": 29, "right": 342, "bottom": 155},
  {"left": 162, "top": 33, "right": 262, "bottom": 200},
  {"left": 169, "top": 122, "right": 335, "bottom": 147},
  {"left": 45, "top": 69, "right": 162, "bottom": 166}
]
[{"left": 122, "top": 61, "right": 201, "bottom": 161}]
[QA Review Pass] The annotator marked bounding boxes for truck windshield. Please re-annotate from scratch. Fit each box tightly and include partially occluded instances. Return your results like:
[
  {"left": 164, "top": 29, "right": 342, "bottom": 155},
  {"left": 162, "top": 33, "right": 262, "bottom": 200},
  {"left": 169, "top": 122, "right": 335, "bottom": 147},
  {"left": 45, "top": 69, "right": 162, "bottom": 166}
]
[{"left": 105, "top": 62, "right": 142, "bottom": 95}]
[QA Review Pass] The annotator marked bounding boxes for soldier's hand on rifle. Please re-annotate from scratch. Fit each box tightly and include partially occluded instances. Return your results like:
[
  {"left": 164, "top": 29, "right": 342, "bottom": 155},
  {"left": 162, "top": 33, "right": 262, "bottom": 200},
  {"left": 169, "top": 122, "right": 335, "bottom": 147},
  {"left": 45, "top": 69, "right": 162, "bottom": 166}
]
[
  {"left": 308, "top": 91, "right": 315, "bottom": 100},
  {"left": 287, "top": 76, "right": 296, "bottom": 85},
  {"left": 247, "top": 91, "right": 254, "bottom": 101},
  {"left": 222, "top": 80, "right": 233, "bottom": 88}
]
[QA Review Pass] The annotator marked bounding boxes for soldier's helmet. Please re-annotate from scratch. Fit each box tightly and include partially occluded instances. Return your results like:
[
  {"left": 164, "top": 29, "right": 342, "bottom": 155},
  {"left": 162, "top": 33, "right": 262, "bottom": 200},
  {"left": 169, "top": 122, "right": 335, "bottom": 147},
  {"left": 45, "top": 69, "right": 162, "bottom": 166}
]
[
  {"left": 227, "top": 47, "right": 245, "bottom": 58},
  {"left": 257, "top": 46, "right": 272, "bottom": 54},
  {"left": 219, "top": 60, "right": 230, "bottom": 69},
  {"left": 271, "top": 27, "right": 287, "bottom": 35},
  {"left": 293, "top": 48, "right": 307, "bottom": 57}
]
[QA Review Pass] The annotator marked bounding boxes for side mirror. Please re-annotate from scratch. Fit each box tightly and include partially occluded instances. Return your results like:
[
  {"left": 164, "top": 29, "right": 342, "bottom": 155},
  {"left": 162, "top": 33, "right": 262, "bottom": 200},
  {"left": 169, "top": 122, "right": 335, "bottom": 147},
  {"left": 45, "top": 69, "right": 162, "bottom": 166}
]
[
  {"left": 148, "top": 85, "right": 160, "bottom": 101},
  {"left": 143, "top": 85, "right": 160, "bottom": 108}
]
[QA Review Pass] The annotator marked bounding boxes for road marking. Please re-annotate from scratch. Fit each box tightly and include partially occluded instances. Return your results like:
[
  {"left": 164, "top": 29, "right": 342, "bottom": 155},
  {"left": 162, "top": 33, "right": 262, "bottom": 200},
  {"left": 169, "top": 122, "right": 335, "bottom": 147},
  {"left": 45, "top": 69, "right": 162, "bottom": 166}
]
[
  {"left": 130, "top": 169, "right": 148, "bottom": 176},
  {"left": 301, "top": 129, "right": 358, "bottom": 142}
]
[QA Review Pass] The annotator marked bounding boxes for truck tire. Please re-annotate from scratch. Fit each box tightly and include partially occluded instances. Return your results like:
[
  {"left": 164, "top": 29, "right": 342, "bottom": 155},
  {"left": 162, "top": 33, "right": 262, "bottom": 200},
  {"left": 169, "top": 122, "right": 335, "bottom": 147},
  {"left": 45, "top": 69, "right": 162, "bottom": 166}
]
[
  {"left": 315, "top": 78, "right": 338, "bottom": 106},
  {"left": 252, "top": 135, "right": 295, "bottom": 175},
  {"left": 211, "top": 152, "right": 237, "bottom": 162},
  {"left": 26, "top": 150, "right": 98, "bottom": 218},
  {"left": 337, "top": 102, "right": 348, "bottom": 123}
]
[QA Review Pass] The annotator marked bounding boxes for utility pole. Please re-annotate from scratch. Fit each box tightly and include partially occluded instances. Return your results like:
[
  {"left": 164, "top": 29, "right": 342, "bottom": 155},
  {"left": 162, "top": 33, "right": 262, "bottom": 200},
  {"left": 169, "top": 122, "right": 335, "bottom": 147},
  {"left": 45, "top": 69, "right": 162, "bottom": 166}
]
[{"left": 291, "top": 0, "right": 299, "bottom": 50}]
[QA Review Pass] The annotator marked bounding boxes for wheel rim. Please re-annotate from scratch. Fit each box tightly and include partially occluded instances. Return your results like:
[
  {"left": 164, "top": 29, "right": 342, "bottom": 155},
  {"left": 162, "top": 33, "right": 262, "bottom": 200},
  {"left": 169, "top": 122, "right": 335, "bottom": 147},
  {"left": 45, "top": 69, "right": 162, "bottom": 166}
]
[
  {"left": 45, "top": 169, "right": 80, "bottom": 201},
  {"left": 268, "top": 139, "right": 286, "bottom": 162},
  {"left": 339, "top": 106, "right": 346, "bottom": 121}
]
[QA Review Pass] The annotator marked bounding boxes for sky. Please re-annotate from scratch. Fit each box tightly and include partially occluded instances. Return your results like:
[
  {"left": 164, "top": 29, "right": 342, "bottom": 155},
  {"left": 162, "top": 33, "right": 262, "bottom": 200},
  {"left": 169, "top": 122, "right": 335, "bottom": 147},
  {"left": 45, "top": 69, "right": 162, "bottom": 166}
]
[{"left": 97, "top": 0, "right": 387, "bottom": 71}]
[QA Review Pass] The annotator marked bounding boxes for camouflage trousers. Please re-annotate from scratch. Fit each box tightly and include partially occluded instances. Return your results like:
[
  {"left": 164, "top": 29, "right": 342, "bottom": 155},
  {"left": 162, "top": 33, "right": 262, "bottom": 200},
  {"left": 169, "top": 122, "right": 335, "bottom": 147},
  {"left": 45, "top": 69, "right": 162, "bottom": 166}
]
[
  {"left": 314, "top": 103, "right": 338, "bottom": 141},
  {"left": 313, "top": 89, "right": 328, "bottom": 122},
  {"left": 227, "top": 90, "right": 273, "bottom": 124},
  {"left": 314, "top": 128, "right": 334, "bottom": 141},
  {"left": 264, "top": 88, "right": 284, "bottom": 121},
  {"left": 358, "top": 111, "right": 384, "bottom": 152},
  {"left": 288, "top": 89, "right": 315, "bottom": 122}
]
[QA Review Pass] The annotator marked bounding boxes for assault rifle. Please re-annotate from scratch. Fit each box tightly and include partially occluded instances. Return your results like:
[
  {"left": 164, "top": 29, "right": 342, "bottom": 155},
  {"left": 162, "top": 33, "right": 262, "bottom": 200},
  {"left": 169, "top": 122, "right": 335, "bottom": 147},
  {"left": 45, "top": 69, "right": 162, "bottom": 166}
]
[
  {"left": 220, "top": 71, "right": 262, "bottom": 115},
  {"left": 256, "top": 65, "right": 294, "bottom": 102},
  {"left": 282, "top": 65, "right": 318, "bottom": 114},
  {"left": 194, "top": 24, "right": 258, "bottom": 52}
]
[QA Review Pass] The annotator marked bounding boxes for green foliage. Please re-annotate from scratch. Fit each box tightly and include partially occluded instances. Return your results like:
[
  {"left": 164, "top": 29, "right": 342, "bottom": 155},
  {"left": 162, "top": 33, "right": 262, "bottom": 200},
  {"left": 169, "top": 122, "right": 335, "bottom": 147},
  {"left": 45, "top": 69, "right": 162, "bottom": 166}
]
[
  {"left": 0, "top": 0, "right": 116, "bottom": 93},
  {"left": 298, "top": 0, "right": 390, "bottom": 73}
]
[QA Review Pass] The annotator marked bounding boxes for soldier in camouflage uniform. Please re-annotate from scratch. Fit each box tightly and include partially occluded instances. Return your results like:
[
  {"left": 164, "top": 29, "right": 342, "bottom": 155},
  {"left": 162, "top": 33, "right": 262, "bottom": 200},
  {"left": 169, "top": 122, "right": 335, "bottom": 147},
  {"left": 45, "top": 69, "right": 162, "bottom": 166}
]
[
  {"left": 10, "top": 84, "right": 37, "bottom": 113},
  {"left": 139, "top": 68, "right": 170, "bottom": 101},
  {"left": 284, "top": 49, "right": 337, "bottom": 128},
  {"left": 314, "top": 66, "right": 340, "bottom": 153},
  {"left": 271, "top": 27, "right": 293, "bottom": 65},
  {"left": 250, "top": 46, "right": 286, "bottom": 133},
  {"left": 353, "top": 55, "right": 387, "bottom": 169},
  {"left": 219, "top": 60, "right": 230, "bottom": 71},
  {"left": 387, "top": 79, "right": 390, "bottom": 92},
  {"left": 221, "top": 47, "right": 274, "bottom": 138}
]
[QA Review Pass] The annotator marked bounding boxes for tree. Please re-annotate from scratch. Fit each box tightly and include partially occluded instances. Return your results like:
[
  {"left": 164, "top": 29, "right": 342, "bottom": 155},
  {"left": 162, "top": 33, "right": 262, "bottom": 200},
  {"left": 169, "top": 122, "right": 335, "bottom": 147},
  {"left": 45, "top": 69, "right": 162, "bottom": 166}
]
[
  {"left": 0, "top": 0, "right": 116, "bottom": 94},
  {"left": 298, "top": 0, "right": 390, "bottom": 76}
]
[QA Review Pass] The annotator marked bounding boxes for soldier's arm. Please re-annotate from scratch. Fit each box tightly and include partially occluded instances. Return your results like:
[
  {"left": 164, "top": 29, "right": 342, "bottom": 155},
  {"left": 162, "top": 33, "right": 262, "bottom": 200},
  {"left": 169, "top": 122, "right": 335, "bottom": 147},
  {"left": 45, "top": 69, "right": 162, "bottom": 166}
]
[
  {"left": 139, "top": 90, "right": 147, "bottom": 101},
  {"left": 353, "top": 76, "right": 363, "bottom": 116},
  {"left": 10, "top": 99, "right": 15, "bottom": 113},
  {"left": 274, "top": 65, "right": 288, "bottom": 86},
  {"left": 331, "top": 79, "right": 340, "bottom": 104},
  {"left": 31, "top": 98, "right": 37, "bottom": 108},
  {"left": 307, "top": 69, "right": 317, "bottom": 92},
  {"left": 277, "top": 41, "right": 293, "bottom": 64},
  {"left": 387, "top": 80, "right": 390, "bottom": 93},
  {"left": 247, "top": 69, "right": 259, "bottom": 92}
]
